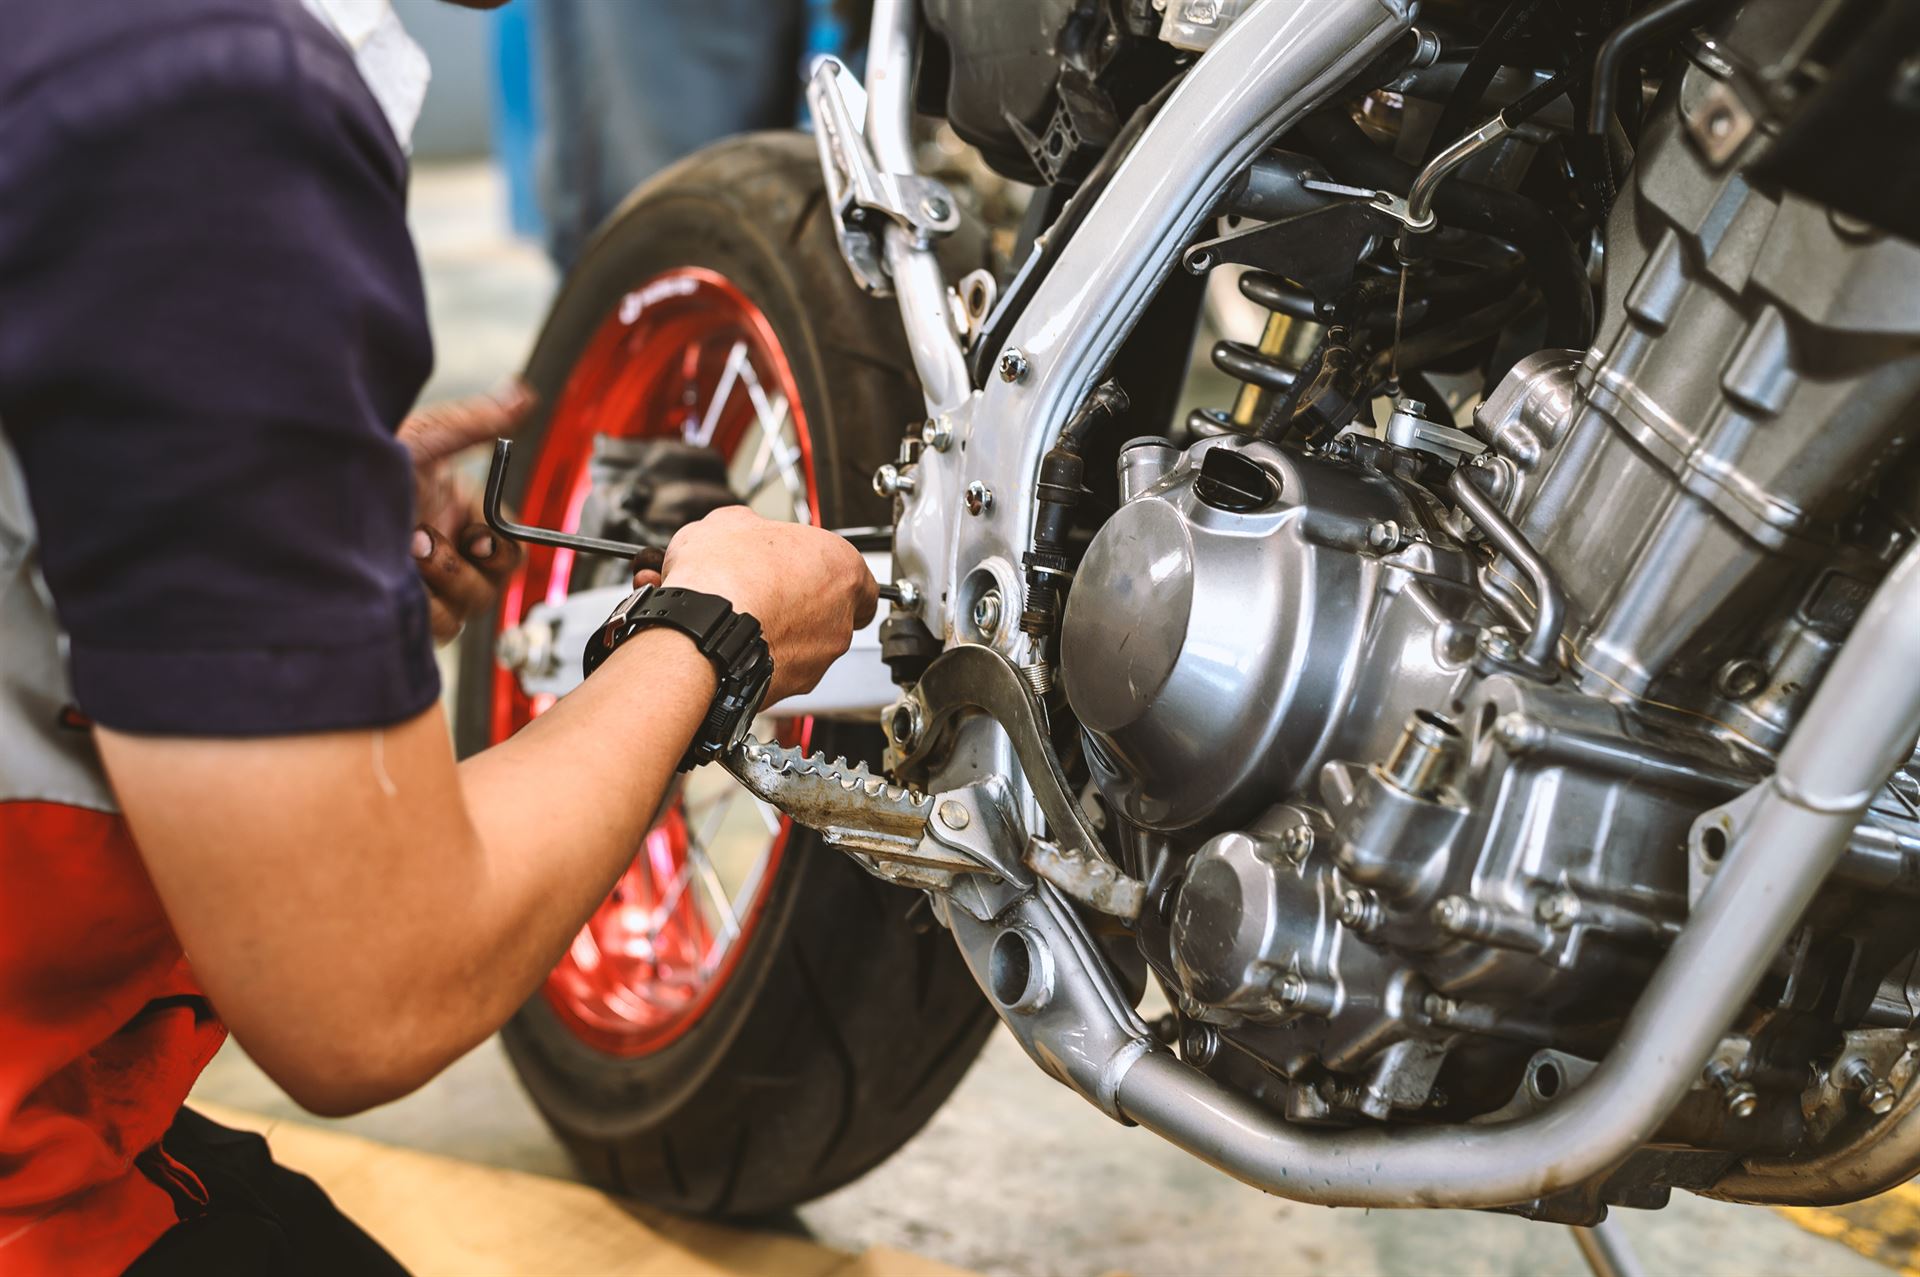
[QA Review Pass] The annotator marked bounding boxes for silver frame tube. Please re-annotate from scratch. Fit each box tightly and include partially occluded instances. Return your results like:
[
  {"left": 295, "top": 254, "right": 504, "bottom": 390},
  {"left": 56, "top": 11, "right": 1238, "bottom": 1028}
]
[
  {"left": 890, "top": 0, "right": 1417, "bottom": 647},
  {"left": 1111, "top": 538, "right": 1920, "bottom": 1206},
  {"left": 864, "top": 0, "right": 971, "bottom": 413}
]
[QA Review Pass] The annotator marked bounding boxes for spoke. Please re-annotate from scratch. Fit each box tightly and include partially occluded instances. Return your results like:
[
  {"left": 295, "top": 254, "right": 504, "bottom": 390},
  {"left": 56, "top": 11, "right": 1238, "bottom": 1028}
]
[
  {"left": 694, "top": 787, "right": 737, "bottom": 853},
  {"left": 751, "top": 797, "right": 784, "bottom": 835},
  {"left": 689, "top": 340, "right": 749, "bottom": 448},
  {"left": 744, "top": 379, "right": 813, "bottom": 524}
]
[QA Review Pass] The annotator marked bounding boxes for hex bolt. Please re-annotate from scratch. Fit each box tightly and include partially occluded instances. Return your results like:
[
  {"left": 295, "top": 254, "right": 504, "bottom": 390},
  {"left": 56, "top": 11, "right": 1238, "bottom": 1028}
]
[
  {"left": 1706, "top": 1062, "right": 1759, "bottom": 1119},
  {"left": 1278, "top": 823, "right": 1315, "bottom": 864},
  {"left": 965, "top": 480, "right": 994, "bottom": 515},
  {"left": 1367, "top": 520, "right": 1404, "bottom": 552},
  {"left": 920, "top": 193, "right": 952, "bottom": 223},
  {"left": 1536, "top": 890, "right": 1583, "bottom": 929},
  {"left": 998, "top": 348, "right": 1030, "bottom": 383},
  {"left": 1273, "top": 973, "right": 1309, "bottom": 1010},
  {"left": 1181, "top": 1022, "right": 1220, "bottom": 1067},
  {"left": 1842, "top": 1059, "right": 1898, "bottom": 1116},
  {"left": 1478, "top": 627, "right": 1519, "bottom": 662},
  {"left": 1337, "top": 886, "right": 1380, "bottom": 933},
  {"left": 921, "top": 416, "right": 954, "bottom": 452},
  {"left": 1432, "top": 896, "right": 1470, "bottom": 932},
  {"left": 971, "top": 589, "right": 1003, "bottom": 640},
  {"left": 890, "top": 579, "right": 923, "bottom": 611},
  {"left": 936, "top": 799, "right": 971, "bottom": 831},
  {"left": 872, "top": 463, "right": 916, "bottom": 498}
]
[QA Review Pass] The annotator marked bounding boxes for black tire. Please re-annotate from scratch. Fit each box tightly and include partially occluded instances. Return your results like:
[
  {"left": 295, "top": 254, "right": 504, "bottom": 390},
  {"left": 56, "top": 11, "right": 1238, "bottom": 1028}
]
[{"left": 453, "top": 132, "right": 995, "bottom": 1215}]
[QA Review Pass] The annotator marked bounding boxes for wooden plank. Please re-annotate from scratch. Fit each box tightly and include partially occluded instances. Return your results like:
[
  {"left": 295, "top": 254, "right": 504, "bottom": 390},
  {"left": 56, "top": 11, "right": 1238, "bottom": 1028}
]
[{"left": 195, "top": 1103, "right": 975, "bottom": 1277}]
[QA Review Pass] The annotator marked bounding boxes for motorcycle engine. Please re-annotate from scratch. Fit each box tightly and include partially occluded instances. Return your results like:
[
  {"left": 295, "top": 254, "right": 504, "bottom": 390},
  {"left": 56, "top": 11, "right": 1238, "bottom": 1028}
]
[{"left": 1058, "top": 44, "right": 1920, "bottom": 1141}]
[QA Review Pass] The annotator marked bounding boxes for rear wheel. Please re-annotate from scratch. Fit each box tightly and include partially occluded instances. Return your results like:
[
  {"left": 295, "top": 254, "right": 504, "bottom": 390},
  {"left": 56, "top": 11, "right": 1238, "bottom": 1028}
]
[{"left": 454, "top": 133, "right": 994, "bottom": 1215}]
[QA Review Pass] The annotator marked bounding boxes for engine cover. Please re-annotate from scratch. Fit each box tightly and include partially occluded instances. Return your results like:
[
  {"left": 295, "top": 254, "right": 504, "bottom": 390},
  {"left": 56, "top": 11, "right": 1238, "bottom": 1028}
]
[{"left": 1060, "top": 437, "right": 1474, "bottom": 830}]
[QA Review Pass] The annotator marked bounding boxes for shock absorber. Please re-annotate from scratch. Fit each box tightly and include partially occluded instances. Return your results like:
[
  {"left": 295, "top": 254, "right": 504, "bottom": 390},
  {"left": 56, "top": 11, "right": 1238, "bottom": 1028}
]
[{"left": 1188, "top": 269, "right": 1321, "bottom": 436}]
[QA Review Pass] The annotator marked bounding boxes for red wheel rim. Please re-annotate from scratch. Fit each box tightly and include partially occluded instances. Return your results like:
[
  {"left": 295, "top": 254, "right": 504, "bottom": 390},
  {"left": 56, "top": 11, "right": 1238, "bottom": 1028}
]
[{"left": 492, "top": 268, "right": 817, "bottom": 1056}]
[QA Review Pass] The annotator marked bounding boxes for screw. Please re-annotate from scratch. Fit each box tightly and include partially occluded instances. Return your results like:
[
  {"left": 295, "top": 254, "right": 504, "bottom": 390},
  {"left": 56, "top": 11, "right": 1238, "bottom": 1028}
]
[
  {"left": 937, "top": 799, "right": 971, "bottom": 831},
  {"left": 921, "top": 416, "right": 954, "bottom": 452},
  {"left": 998, "top": 348, "right": 1030, "bottom": 383},
  {"left": 1839, "top": 1059, "right": 1898, "bottom": 1115},
  {"left": 965, "top": 480, "right": 994, "bottom": 515},
  {"left": 1706, "top": 1062, "right": 1758, "bottom": 1118},
  {"left": 1279, "top": 824, "right": 1315, "bottom": 864},
  {"left": 872, "top": 463, "right": 916, "bottom": 498},
  {"left": 1181, "top": 1023, "right": 1220, "bottom": 1066},
  {"left": 1714, "top": 657, "right": 1767, "bottom": 700},
  {"left": 1367, "top": 520, "right": 1403, "bottom": 551},
  {"left": 1338, "top": 886, "right": 1379, "bottom": 932},
  {"left": 1536, "top": 890, "right": 1582, "bottom": 928},
  {"left": 971, "top": 590, "right": 1003, "bottom": 639},
  {"left": 921, "top": 193, "right": 952, "bottom": 223},
  {"left": 1478, "top": 627, "right": 1518, "bottom": 662}
]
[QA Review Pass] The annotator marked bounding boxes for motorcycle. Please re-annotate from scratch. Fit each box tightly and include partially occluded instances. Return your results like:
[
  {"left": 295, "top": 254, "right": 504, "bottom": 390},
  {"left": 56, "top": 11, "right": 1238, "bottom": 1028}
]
[{"left": 462, "top": 0, "right": 1920, "bottom": 1242}]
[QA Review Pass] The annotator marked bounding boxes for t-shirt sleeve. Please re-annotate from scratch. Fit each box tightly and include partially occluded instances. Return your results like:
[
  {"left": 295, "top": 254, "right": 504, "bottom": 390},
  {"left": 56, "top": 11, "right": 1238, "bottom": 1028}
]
[{"left": 0, "top": 11, "right": 441, "bottom": 735}]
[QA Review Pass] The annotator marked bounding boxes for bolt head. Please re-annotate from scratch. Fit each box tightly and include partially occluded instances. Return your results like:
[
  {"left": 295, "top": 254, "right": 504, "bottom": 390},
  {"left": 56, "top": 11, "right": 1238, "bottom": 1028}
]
[
  {"left": 965, "top": 481, "right": 994, "bottom": 516},
  {"left": 921, "top": 194, "right": 952, "bottom": 223},
  {"left": 921, "top": 416, "right": 954, "bottom": 452},
  {"left": 1338, "top": 886, "right": 1376, "bottom": 931},
  {"left": 891, "top": 579, "right": 922, "bottom": 610},
  {"left": 1433, "top": 896, "right": 1469, "bottom": 930},
  {"left": 1181, "top": 1023, "right": 1219, "bottom": 1066},
  {"left": 1478, "top": 627, "right": 1518, "bottom": 661},
  {"left": 872, "top": 463, "right": 913, "bottom": 498},
  {"left": 1279, "top": 824, "right": 1315, "bottom": 863},
  {"left": 970, "top": 590, "right": 1003, "bottom": 638},
  {"left": 1726, "top": 1084, "right": 1760, "bottom": 1119},
  {"left": 997, "top": 348, "right": 1030, "bottom": 383},
  {"left": 1537, "top": 890, "right": 1582, "bottom": 928},
  {"left": 937, "top": 799, "right": 971, "bottom": 831},
  {"left": 1273, "top": 973, "right": 1309, "bottom": 1009},
  {"left": 1866, "top": 1081, "right": 1899, "bottom": 1116}
]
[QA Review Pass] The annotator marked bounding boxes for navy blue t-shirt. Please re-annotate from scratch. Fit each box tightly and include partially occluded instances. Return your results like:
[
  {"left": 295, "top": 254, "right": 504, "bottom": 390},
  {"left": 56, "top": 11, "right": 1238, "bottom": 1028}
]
[{"left": 0, "top": 0, "right": 441, "bottom": 734}]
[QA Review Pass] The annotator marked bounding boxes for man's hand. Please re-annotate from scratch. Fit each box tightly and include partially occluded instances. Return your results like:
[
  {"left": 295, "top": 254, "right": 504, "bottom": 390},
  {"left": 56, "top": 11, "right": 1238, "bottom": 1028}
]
[
  {"left": 648, "top": 507, "right": 878, "bottom": 704},
  {"left": 399, "top": 381, "right": 533, "bottom": 642}
]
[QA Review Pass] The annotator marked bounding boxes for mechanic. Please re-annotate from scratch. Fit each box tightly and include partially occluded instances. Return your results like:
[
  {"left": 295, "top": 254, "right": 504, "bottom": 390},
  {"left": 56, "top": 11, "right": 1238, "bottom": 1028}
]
[{"left": 0, "top": 1, "right": 877, "bottom": 1273}]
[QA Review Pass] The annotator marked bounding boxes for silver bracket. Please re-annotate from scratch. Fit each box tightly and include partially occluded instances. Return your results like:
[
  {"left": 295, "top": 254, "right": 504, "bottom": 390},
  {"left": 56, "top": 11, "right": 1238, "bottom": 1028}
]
[{"left": 805, "top": 57, "right": 962, "bottom": 297}]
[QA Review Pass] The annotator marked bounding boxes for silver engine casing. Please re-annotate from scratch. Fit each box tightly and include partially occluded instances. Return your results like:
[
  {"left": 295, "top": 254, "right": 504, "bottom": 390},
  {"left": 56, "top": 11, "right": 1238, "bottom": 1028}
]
[{"left": 1058, "top": 55, "right": 1920, "bottom": 1127}]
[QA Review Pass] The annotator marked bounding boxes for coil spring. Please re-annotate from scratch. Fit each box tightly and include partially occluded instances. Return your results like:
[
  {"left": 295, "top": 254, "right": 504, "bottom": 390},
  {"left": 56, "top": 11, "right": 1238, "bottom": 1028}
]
[
  {"left": 1188, "top": 270, "right": 1320, "bottom": 437},
  {"left": 1020, "top": 661, "right": 1054, "bottom": 698}
]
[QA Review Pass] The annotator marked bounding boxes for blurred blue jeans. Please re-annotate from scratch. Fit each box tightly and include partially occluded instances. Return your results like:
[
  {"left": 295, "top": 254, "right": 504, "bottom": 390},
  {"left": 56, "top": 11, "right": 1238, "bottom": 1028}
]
[{"left": 533, "top": 0, "right": 807, "bottom": 267}]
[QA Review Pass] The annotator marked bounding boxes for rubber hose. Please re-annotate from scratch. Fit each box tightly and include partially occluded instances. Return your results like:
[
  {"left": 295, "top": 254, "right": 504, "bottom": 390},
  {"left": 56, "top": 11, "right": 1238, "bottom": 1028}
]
[{"left": 1294, "top": 110, "right": 1593, "bottom": 350}]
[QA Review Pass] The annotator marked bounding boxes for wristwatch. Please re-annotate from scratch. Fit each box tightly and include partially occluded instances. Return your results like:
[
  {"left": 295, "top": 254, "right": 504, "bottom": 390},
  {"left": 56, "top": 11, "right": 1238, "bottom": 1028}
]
[{"left": 582, "top": 585, "right": 775, "bottom": 771}]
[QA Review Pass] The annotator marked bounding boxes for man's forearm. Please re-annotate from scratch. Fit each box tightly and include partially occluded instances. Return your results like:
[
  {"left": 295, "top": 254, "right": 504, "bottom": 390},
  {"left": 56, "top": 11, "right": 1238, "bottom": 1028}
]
[{"left": 451, "top": 628, "right": 718, "bottom": 1029}]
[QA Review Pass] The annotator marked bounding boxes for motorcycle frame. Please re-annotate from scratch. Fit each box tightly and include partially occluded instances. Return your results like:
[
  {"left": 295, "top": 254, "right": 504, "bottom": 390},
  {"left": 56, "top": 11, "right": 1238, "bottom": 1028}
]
[{"left": 844, "top": 0, "right": 1920, "bottom": 1210}]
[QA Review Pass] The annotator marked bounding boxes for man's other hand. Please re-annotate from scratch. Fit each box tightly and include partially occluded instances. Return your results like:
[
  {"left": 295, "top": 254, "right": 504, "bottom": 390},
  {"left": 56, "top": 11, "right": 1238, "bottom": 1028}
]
[
  {"left": 649, "top": 508, "right": 878, "bottom": 704},
  {"left": 400, "top": 381, "right": 533, "bottom": 642}
]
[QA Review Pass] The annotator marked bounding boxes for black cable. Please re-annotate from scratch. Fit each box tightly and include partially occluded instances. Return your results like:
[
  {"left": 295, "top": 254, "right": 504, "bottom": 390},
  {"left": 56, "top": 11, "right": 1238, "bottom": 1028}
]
[
  {"left": 1294, "top": 110, "right": 1593, "bottom": 350},
  {"left": 1583, "top": 0, "right": 1731, "bottom": 212}
]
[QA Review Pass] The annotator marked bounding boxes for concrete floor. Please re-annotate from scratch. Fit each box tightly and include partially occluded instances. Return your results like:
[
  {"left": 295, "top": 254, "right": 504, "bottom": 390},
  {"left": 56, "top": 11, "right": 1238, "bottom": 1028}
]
[{"left": 195, "top": 162, "right": 1892, "bottom": 1277}]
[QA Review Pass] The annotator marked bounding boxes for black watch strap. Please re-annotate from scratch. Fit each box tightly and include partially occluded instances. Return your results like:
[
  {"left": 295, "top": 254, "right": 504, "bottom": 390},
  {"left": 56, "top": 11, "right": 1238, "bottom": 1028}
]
[{"left": 582, "top": 585, "right": 774, "bottom": 771}]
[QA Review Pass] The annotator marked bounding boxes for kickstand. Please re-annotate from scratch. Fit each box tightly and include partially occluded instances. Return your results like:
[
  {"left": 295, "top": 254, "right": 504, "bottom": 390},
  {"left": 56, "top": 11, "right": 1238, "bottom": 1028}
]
[{"left": 1569, "top": 1217, "right": 1646, "bottom": 1277}]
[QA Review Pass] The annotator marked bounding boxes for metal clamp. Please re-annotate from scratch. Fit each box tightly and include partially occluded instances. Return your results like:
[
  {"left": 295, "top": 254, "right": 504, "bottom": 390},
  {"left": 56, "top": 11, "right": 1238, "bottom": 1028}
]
[{"left": 805, "top": 57, "right": 962, "bottom": 297}]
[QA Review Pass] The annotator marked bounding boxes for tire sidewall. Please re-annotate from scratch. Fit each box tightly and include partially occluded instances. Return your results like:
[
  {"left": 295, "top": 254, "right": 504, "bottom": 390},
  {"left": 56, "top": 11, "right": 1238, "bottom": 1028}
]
[{"left": 456, "top": 134, "right": 911, "bottom": 1139}]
